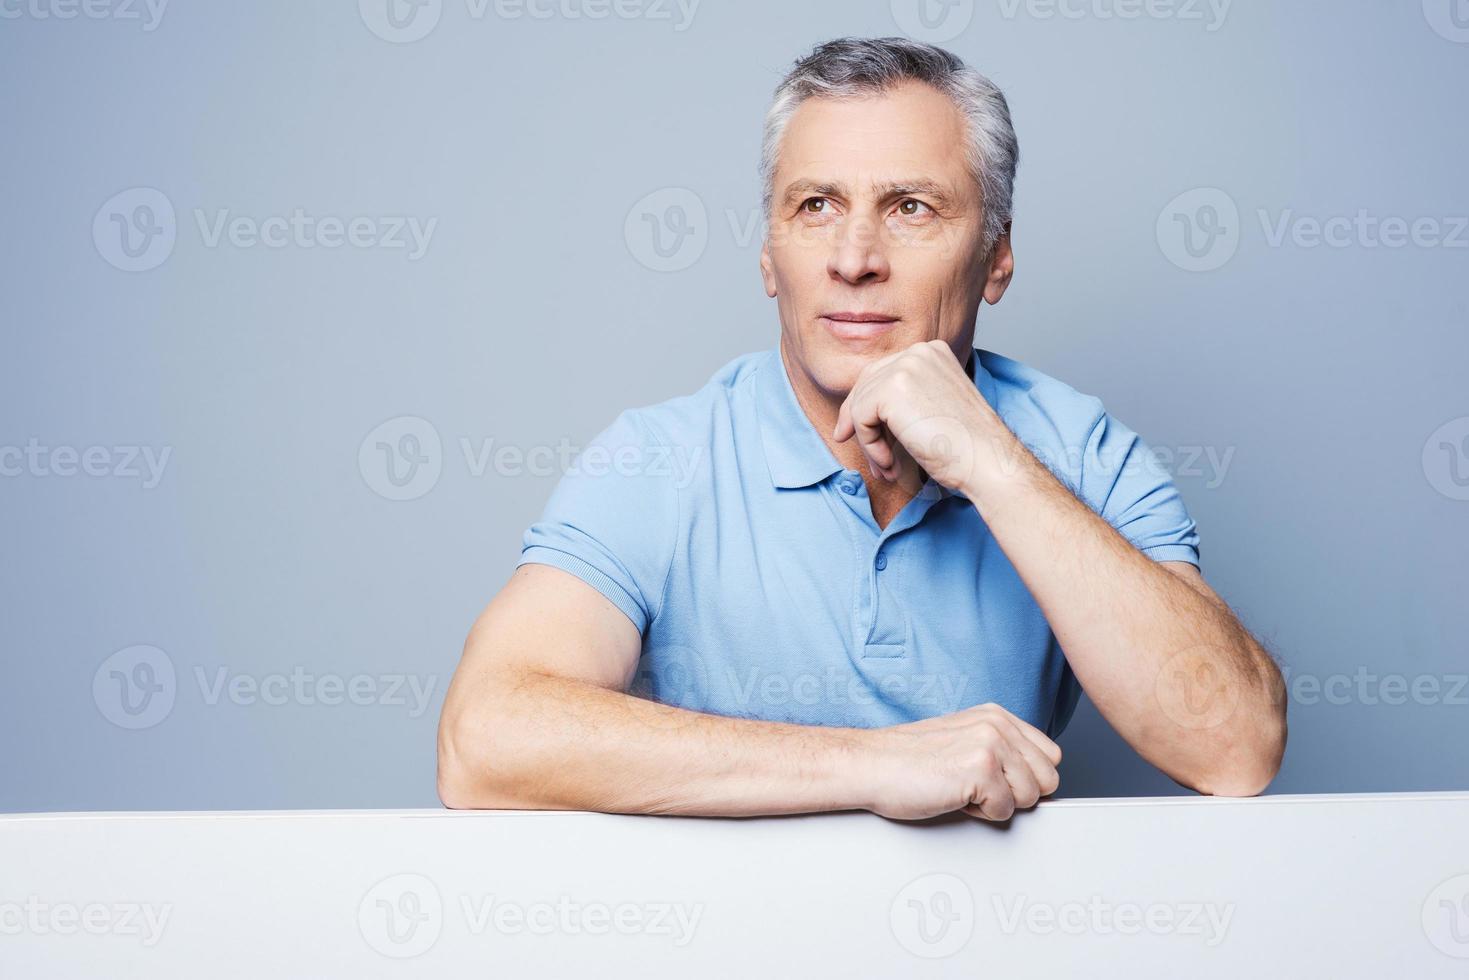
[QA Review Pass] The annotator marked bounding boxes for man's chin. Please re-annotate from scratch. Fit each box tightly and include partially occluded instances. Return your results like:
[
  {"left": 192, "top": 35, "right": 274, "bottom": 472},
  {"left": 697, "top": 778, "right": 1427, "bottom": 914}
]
[{"left": 799, "top": 341, "right": 891, "bottom": 397}]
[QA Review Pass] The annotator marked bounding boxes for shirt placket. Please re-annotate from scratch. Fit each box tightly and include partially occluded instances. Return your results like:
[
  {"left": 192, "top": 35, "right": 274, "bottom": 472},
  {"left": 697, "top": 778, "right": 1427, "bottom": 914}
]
[{"left": 825, "top": 470, "right": 948, "bottom": 659}]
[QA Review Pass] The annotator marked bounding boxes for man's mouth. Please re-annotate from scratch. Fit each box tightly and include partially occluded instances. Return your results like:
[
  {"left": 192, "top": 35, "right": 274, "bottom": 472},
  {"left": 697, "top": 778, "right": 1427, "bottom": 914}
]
[{"left": 819, "top": 312, "right": 901, "bottom": 341}]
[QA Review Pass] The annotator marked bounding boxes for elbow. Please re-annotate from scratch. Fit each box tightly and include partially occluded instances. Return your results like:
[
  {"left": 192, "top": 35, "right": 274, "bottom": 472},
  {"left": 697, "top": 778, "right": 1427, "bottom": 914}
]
[
  {"left": 1193, "top": 654, "right": 1289, "bottom": 798},
  {"left": 1198, "top": 762, "right": 1276, "bottom": 799},
  {"left": 1197, "top": 712, "right": 1288, "bottom": 798},
  {"left": 436, "top": 700, "right": 527, "bottom": 811},
  {"left": 435, "top": 717, "right": 479, "bottom": 809},
  {"left": 436, "top": 752, "right": 478, "bottom": 811}
]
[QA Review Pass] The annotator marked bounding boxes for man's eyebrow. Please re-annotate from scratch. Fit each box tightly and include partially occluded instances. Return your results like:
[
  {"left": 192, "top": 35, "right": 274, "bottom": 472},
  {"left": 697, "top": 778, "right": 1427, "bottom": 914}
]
[
  {"left": 877, "top": 179, "right": 955, "bottom": 206},
  {"left": 780, "top": 179, "right": 842, "bottom": 208},
  {"left": 779, "top": 177, "right": 956, "bottom": 209}
]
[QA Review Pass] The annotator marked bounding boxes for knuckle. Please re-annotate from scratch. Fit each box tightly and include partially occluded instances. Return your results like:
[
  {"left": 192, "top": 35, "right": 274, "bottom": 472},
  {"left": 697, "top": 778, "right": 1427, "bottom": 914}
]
[{"left": 976, "top": 746, "right": 1003, "bottom": 774}]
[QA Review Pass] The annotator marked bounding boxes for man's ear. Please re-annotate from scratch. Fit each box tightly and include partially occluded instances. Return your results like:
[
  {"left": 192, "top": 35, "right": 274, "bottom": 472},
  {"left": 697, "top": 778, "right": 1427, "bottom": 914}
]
[
  {"left": 759, "top": 239, "right": 777, "bottom": 298},
  {"left": 982, "top": 223, "right": 1015, "bottom": 306}
]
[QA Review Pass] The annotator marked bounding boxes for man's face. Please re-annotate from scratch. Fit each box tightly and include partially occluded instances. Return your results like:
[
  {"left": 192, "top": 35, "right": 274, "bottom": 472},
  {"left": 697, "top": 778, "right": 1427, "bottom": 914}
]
[{"left": 760, "top": 80, "right": 1014, "bottom": 397}]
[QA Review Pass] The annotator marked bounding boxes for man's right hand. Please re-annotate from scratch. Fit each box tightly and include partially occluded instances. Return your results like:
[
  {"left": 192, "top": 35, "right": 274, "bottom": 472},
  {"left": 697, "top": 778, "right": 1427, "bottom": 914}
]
[{"left": 861, "top": 703, "right": 1063, "bottom": 822}]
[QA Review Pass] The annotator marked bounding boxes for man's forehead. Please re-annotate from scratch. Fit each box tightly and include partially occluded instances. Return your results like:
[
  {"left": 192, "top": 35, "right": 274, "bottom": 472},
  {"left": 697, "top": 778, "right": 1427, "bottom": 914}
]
[{"left": 773, "top": 84, "right": 973, "bottom": 199}]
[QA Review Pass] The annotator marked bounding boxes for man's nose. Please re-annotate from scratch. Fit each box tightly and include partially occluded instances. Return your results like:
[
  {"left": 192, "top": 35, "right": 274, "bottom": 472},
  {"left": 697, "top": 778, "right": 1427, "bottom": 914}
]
[{"left": 827, "top": 214, "right": 890, "bottom": 284}]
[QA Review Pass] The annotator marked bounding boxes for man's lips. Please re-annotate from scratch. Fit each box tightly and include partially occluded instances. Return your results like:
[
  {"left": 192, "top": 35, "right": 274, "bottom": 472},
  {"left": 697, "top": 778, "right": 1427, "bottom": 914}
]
[{"left": 820, "top": 312, "right": 900, "bottom": 340}]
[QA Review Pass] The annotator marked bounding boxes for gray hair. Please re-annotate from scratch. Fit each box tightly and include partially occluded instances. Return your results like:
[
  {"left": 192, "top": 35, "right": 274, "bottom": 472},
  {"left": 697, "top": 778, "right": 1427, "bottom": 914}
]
[{"left": 759, "top": 36, "right": 1019, "bottom": 254}]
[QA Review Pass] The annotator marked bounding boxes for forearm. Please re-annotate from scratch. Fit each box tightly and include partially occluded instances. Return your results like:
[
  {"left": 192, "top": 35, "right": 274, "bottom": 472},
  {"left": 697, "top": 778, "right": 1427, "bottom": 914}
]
[
  {"left": 439, "top": 668, "right": 876, "bottom": 817},
  {"left": 964, "top": 434, "right": 1286, "bottom": 795}
]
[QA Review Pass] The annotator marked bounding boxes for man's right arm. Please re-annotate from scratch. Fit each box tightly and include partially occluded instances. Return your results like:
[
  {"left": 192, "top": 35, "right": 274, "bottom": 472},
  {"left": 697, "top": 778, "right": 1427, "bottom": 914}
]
[{"left": 437, "top": 563, "right": 1063, "bottom": 822}]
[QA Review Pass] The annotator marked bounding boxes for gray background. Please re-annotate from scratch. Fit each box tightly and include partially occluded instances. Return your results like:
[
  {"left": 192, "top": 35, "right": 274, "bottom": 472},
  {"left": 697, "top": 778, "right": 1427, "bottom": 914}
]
[{"left": 1, "top": 0, "right": 1465, "bottom": 812}]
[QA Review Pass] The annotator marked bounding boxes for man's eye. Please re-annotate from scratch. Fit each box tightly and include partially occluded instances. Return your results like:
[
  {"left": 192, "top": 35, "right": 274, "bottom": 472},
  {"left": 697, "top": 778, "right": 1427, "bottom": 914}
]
[
  {"left": 896, "top": 199, "right": 933, "bottom": 217},
  {"left": 801, "top": 197, "right": 830, "bottom": 214}
]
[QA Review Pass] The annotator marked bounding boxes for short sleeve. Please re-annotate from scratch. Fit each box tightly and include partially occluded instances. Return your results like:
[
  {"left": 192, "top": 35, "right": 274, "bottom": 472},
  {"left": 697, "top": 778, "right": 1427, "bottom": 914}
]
[
  {"left": 516, "top": 409, "right": 679, "bottom": 634},
  {"left": 1078, "top": 405, "right": 1201, "bottom": 567}
]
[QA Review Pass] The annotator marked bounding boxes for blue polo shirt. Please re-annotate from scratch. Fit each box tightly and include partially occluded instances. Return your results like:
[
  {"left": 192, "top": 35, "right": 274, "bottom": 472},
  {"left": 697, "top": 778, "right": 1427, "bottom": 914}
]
[{"left": 517, "top": 346, "right": 1199, "bottom": 738}]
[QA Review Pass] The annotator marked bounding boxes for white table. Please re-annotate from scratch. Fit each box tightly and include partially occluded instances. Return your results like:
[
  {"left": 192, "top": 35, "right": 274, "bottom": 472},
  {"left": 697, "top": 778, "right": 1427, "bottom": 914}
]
[{"left": 3, "top": 792, "right": 1467, "bottom": 977}]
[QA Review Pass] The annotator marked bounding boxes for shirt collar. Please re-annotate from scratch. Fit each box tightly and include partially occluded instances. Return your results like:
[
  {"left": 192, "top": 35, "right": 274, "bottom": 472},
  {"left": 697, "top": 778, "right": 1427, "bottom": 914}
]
[{"left": 753, "top": 344, "right": 999, "bottom": 497}]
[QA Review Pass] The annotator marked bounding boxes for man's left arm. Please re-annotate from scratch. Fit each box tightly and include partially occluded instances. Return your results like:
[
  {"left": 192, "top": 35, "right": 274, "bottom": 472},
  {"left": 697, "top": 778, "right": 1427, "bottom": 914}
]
[
  {"left": 962, "top": 439, "right": 1286, "bottom": 796},
  {"left": 834, "top": 340, "right": 1287, "bottom": 796}
]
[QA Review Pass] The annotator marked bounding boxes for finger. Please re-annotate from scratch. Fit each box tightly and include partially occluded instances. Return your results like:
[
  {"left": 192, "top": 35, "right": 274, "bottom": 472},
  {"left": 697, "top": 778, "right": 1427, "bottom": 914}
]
[
  {"left": 851, "top": 404, "right": 895, "bottom": 471},
  {"left": 997, "top": 721, "right": 1059, "bottom": 800},
  {"left": 960, "top": 745, "right": 1017, "bottom": 821},
  {"left": 1013, "top": 724, "right": 1063, "bottom": 769},
  {"left": 833, "top": 393, "right": 855, "bottom": 443},
  {"left": 985, "top": 705, "right": 1063, "bottom": 767},
  {"left": 1001, "top": 752, "right": 1043, "bottom": 812},
  {"left": 832, "top": 350, "right": 906, "bottom": 443},
  {"left": 987, "top": 735, "right": 1041, "bottom": 811},
  {"left": 887, "top": 440, "right": 928, "bottom": 493},
  {"left": 873, "top": 429, "right": 905, "bottom": 481},
  {"left": 962, "top": 779, "right": 1016, "bottom": 822}
]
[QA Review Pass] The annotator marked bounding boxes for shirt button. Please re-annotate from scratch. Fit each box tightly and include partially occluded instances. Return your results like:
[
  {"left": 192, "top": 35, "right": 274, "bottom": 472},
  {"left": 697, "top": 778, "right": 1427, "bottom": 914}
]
[
  {"left": 874, "top": 551, "right": 888, "bottom": 571},
  {"left": 839, "top": 476, "right": 858, "bottom": 495}
]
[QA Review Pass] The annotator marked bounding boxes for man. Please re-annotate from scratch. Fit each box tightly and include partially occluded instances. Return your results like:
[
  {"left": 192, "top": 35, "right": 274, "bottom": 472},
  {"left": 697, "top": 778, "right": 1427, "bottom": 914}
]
[{"left": 438, "top": 37, "right": 1286, "bottom": 822}]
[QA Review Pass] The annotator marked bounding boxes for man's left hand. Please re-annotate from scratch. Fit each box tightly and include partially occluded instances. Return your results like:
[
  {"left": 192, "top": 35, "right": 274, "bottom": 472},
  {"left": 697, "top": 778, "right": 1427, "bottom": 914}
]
[{"left": 832, "top": 339, "right": 1011, "bottom": 496}]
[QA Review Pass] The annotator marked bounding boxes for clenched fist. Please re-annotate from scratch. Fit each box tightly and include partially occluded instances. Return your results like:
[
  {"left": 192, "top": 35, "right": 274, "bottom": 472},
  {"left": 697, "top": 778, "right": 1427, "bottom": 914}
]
[
  {"left": 832, "top": 339, "right": 1012, "bottom": 498},
  {"left": 860, "top": 702, "right": 1063, "bottom": 822}
]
